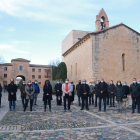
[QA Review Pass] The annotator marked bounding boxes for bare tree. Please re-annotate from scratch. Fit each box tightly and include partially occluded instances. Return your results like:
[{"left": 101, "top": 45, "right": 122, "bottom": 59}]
[
  {"left": 48, "top": 59, "right": 60, "bottom": 66},
  {"left": 44, "top": 69, "right": 52, "bottom": 79}
]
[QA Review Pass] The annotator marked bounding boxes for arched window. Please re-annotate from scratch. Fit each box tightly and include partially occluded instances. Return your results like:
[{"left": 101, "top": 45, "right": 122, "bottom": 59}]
[{"left": 122, "top": 54, "right": 125, "bottom": 71}]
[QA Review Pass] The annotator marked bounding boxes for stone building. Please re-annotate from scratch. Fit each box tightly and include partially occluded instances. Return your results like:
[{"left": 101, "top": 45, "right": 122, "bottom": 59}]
[
  {"left": 0, "top": 58, "right": 53, "bottom": 87},
  {"left": 62, "top": 8, "right": 140, "bottom": 85}
]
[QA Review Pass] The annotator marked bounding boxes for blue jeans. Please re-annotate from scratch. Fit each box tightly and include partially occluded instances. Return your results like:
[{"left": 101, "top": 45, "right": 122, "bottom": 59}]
[
  {"left": 89, "top": 94, "right": 94, "bottom": 104},
  {"left": 9, "top": 101, "right": 15, "bottom": 110},
  {"left": 132, "top": 98, "right": 140, "bottom": 112},
  {"left": 110, "top": 97, "right": 115, "bottom": 106},
  {"left": 78, "top": 96, "right": 81, "bottom": 105},
  {"left": 99, "top": 97, "right": 106, "bottom": 111}
]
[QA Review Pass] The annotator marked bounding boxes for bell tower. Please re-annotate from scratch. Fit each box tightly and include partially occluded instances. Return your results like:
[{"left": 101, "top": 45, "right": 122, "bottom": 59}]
[{"left": 95, "top": 8, "right": 109, "bottom": 31}]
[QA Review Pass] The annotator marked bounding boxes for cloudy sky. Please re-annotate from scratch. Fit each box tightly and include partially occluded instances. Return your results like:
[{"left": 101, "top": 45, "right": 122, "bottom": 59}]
[{"left": 0, "top": 0, "right": 140, "bottom": 65}]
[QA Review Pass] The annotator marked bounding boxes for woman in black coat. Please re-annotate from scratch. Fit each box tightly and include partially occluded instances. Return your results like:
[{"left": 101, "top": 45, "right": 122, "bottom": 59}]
[
  {"left": 108, "top": 80, "right": 115, "bottom": 107},
  {"left": 0, "top": 83, "right": 2, "bottom": 108},
  {"left": 43, "top": 80, "right": 52, "bottom": 112},
  {"left": 7, "top": 79, "right": 17, "bottom": 111}
]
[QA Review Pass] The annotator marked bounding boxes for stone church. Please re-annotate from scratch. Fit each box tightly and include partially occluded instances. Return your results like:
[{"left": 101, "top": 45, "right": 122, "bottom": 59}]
[{"left": 62, "top": 8, "right": 140, "bottom": 85}]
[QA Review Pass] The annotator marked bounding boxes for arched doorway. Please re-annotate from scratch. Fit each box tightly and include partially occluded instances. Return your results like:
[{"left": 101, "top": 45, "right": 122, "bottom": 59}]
[{"left": 16, "top": 75, "right": 25, "bottom": 85}]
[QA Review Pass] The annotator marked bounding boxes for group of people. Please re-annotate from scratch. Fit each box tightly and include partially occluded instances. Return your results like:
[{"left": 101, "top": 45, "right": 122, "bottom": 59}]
[{"left": 0, "top": 77, "right": 140, "bottom": 114}]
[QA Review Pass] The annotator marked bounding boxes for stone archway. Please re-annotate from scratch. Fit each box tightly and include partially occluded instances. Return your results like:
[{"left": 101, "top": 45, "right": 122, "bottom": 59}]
[{"left": 16, "top": 75, "right": 26, "bottom": 85}]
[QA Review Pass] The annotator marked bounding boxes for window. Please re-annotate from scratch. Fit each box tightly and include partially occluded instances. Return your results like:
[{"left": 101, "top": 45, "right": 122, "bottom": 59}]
[
  {"left": 78, "top": 38, "right": 81, "bottom": 41},
  {"left": 76, "top": 63, "right": 77, "bottom": 75},
  {"left": 19, "top": 66, "right": 23, "bottom": 71},
  {"left": 38, "top": 82, "right": 41, "bottom": 85},
  {"left": 122, "top": 54, "right": 125, "bottom": 71},
  {"left": 38, "top": 69, "right": 41, "bottom": 72},
  {"left": 38, "top": 75, "right": 41, "bottom": 79},
  {"left": 32, "top": 75, "right": 35, "bottom": 79},
  {"left": 32, "top": 68, "right": 35, "bottom": 72},
  {"left": 4, "top": 74, "right": 7, "bottom": 78},
  {"left": 4, "top": 67, "right": 7, "bottom": 71},
  {"left": 71, "top": 65, "right": 72, "bottom": 76}
]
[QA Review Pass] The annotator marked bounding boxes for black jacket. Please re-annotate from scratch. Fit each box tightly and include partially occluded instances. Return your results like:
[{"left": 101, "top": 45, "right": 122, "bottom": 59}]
[
  {"left": 55, "top": 83, "right": 62, "bottom": 96},
  {"left": 7, "top": 83, "right": 17, "bottom": 101},
  {"left": 43, "top": 84, "right": 52, "bottom": 101},
  {"left": 114, "top": 85, "right": 125, "bottom": 101},
  {"left": 97, "top": 82, "right": 108, "bottom": 98},
  {"left": 108, "top": 84, "right": 115, "bottom": 97},
  {"left": 80, "top": 84, "right": 89, "bottom": 98},
  {"left": 122, "top": 85, "right": 130, "bottom": 98},
  {"left": 130, "top": 83, "right": 140, "bottom": 98},
  {"left": 0, "top": 84, "right": 2, "bottom": 97},
  {"left": 76, "top": 83, "right": 82, "bottom": 96},
  {"left": 94, "top": 84, "right": 99, "bottom": 96}
]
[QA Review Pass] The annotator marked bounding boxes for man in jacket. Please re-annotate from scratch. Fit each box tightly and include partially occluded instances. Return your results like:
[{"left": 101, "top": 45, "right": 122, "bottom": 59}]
[
  {"left": 62, "top": 79, "right": 72, "bottom": 112},
  {"left": 7, "top": 79, "right": 17, "bottom": 111},
  {"left": 108, "top": 80, "right": 115, "bottom": 107},
  {"left": 81, "top": 79, "right": 90, "bottom": 110},
  {"left": 122, "top": 81, "right": 130, "bottom": 109},
  {"left": 76, "top": 80, "right": 82, "bottom": 106},
  {"left": 94, "top": 80, "right": 100, "bottom": 107},
  {"left": 89, "top": 82, "right": 95, "bottom": 105},
  {"left": 32, "top": 80, "right": 40, "bottom": 105},
  {"left": 130, "top": 78, "right": 140, "bottom": 113},
  {"left": 20, "top": 81, "right": 26, "bottom": 107},
  {"left": 0, "top": 83, "right": 2, "bottom": 108},
  {"left": 71, "top": 81, "right": 75, "bottom": 105},
  {"left": 97, "top": 78, "right": 108, "bottom": 112},
  {"left": 55, "top": 80, "right": 62, "bottom": 105}
]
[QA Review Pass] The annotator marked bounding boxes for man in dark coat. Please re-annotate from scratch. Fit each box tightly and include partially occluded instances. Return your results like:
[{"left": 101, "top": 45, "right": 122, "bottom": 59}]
[
  {"left": 97, "top": 78, "right": 108, "bottom": 112},
  {"left": 122, "top": 81, "right": 130, "bottom": 109},
  {"left": 0, "top": 83, "right": 2, "bottom": 108},
  {"left": 81, "top": 79, "right": 90, "bottom": 110},
  {"left": 7, "top": 79, "right": 17, "bottom": 111},
  {"left": 130, "top": 78, "right": 140, "bottom": 113},
  {"left": 94, "top": 80, "right": 100, "bottom": 107},
  {"left": 71, "top": 81, "right": 75, "bottom": 105},
  {"left": 76, "top": 80, "right": 82, "bottom": 106},
  {"left": 108, "top": 80, "right": 115, "bottom": 107},
  {"left": 20, "top": 81, "right": 26, "bottom": 107},
  {"left": 55, "top": 80, "right": 62, "bottom": 105}
]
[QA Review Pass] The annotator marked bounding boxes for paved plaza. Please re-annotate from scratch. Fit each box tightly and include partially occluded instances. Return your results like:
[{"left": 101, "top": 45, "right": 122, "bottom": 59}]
[{"left": 0, "top": 90, "right": 140, "bottom": 139}]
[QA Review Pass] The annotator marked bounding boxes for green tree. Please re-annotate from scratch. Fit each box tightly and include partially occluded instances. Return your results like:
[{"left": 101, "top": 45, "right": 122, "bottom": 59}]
[
  {"left": 52, "top": 67, "right": 58, "bottom": 80},
  {"left": 57, "top": 62, "right": 67, "bottom": 82},
  {"left": 18, "top": 79, "right": 23, "bottom": 88}
]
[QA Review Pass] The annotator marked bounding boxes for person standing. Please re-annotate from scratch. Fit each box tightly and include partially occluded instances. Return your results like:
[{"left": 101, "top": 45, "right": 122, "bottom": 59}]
[
  {"left": 76, "top": 80, "right": 82, "bottom": 106},
  {"left": 108, "top": 80, "right": 115, "bottom": 107},
  {"left": 32, "top": 80, "right": 40, "bottom": 105},
  {"left": 89, "top": 82, "right": 95, "bottom": 105},
  {"left": 43, "top": 80, "right": 52, "bottom": 112},
  {"left": 20, "top": 81, "right": 26, "bottom": 107},
  {"left": 7, "top": 79, "right": 17, "bottom": 111},
  {"left": 71, "top": 81, "right": 75, "bottom": 105},
  {"left": 0, "top": 83, "right": 2, "bottom": 108},
  {"left": 94, "top": 80, "right": 100, "bottom": 107},
  {"left": 114, "top": 81, "right": 125, "bottom": 113},
  {"left": 97, "top": 78, "right": 108, "bottom": 112},
  {"left": 55, "top": 80, "right": 62, "bottom": 105},
  {"left": 81, "top": 79, "right": 90, "bottom": 110},
  {"left": 130, "top": 78, "right": 140, "bottom": 113},
  {"left": 106, "top": 82, "right": 110, "bottom": 105},
  {"left": 4, "top": 84, "right": 7, "bottom": 93},
  {"left": 122, "top": 81, "right": 130, "bottom": 109},
  {"left": 24, "top": 80, "right": 35, "bottom": 112},
  {"left": 62, "top": 79, "right": 72, "bottom": 112}
]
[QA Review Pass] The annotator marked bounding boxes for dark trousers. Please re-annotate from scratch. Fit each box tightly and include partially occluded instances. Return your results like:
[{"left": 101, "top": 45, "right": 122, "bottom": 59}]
[
  {"left": 78, "top": 96, "right": 81, "bottom": 106},
  {"left": 44, "top": 99, "right": 51, "bottom": 109},
  {"left": 82, "top": 97, "right": 88, "bottom": 109},
  {"left": 95, "top": 95, "right": 98, "bottom": 107},
  {"left": 99, "top": 97, "right": 106, "bottom": 111},
  {"left": 107, "top": 95, "right": 109, "bottom": 105},
  {"left": 24, "top": 99, "right": 33, "bottom": 111},
  {"left": 64, "top": 94, "right": 70, "bottom": 110},
  {"left": 89, "top": 94, "right": 94, "bottom": 105},
  {"left": 56, "top": 96, "right": 62, "bottom": 104},
  {"left": 21, "top": 97, "right": 26, "bottom": 107},
  {"left": 110, "top": 97, "right": 115, "bottom": 106},
  {"left": 132, "top": 98, "right": 140, "bottom": 112}
]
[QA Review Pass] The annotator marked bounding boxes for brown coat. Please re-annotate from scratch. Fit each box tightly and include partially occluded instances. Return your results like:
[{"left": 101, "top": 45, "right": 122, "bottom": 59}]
[{"left": 20, "top": 85, "right": 26, "bottom": 97}]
